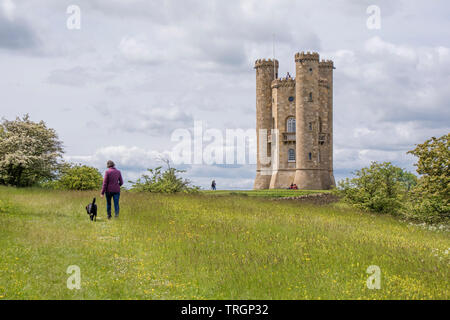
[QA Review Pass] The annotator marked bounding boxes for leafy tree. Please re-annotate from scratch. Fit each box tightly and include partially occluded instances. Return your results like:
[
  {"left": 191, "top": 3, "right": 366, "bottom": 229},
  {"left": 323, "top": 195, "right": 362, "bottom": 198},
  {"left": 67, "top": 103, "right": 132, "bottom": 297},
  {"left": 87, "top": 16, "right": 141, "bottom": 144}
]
[
  {"left": 130, "top": 159, "right": 199, "bottom": 194},
  {"left": 395, "top": 168, "right": 418, "bottom": 191},
  {"left": 0, "top": 115, "right": 63, "bottom": 187},
  {"left": 407, "top": 133, "right": 449, "bottom": 222},
  {"left": 44, "top": 163, "right": 103, "bottom": 191},
  {"left": 337, "top": 162, "right": 415, "bottom": 214}
]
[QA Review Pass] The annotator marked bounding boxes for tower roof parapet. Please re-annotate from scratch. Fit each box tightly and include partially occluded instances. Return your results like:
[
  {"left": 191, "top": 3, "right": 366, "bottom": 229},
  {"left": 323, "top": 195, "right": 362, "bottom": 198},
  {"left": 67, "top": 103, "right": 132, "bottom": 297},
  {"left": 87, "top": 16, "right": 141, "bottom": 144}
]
[
  {"left": 295, "top": 51, "right": 320, "bottom": 62},
  {"left": 254, "top": 58, "right": 279, "bottom": 69},
  {"left": 271, "top": 78, "right": 295, "bottom": 89},
  {"left": 319, "top": 60, "right": 334, "bottom": 69}
]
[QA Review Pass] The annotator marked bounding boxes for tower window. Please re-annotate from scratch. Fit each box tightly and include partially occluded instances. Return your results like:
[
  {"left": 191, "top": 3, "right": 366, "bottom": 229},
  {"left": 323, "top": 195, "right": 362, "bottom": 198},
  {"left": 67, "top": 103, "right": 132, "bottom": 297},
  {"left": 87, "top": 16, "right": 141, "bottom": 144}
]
[
  {"left": 286, "top": 117, "right": 296, "bottom": 133},
  {"left": 319, "top": 117, "right": 323, "bottom": 133},
  {"left": 288, "top": 149, "right": 296, "bottom": 162},
  {"left": 309, "top": 68, "right": 313, "bottom": 73},
  {"left": 308, "top": 152, "right": 312, "bottom": 161},
  {"left": 308, "top": 122, "right": 313, "bottom": 131},
  {"left": 309, "top": 92, "right": 313, "bottom": 102},
  {"left": 288, "top": 96, "right": 294, "bottom": 102}
]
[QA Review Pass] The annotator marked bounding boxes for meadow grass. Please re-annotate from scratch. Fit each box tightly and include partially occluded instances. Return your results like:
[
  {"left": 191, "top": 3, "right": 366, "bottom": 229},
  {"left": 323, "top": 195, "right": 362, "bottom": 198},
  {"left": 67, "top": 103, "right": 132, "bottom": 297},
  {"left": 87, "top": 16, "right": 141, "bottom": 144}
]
[
  {"left": 201, "top": 189, "right": 328, "bottom": 197},
  {"left": 0, "top": 186, "right": 448, "bottom": 300}
]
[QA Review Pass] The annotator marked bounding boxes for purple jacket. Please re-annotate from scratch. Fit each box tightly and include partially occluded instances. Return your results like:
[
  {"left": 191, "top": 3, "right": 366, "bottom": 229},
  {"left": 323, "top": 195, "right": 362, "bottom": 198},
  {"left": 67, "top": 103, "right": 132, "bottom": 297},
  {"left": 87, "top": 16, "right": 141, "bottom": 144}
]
[{"left": 101, "top": 167, "right": 123, "bottom": 194}]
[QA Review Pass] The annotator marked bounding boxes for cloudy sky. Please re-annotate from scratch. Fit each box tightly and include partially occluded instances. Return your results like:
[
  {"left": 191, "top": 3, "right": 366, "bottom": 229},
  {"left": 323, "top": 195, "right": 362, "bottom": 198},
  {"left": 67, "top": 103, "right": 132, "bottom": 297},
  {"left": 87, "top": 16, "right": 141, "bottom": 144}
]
[{"left": 1, "top": 0, "right": 449, "bottom": 189}]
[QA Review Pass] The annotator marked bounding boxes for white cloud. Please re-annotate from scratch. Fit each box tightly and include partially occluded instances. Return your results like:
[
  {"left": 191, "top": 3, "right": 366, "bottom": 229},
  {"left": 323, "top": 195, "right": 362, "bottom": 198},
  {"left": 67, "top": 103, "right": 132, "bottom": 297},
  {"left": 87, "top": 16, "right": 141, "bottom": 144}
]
[
  {"left": 66, "top": 145, "right": 168, "bottom": 170},
  {"left": 119, "top": 35, "right": 162, "bottom": 64},
  {"left": 365, "top": 36, "right": 416, "bottom": 61}
]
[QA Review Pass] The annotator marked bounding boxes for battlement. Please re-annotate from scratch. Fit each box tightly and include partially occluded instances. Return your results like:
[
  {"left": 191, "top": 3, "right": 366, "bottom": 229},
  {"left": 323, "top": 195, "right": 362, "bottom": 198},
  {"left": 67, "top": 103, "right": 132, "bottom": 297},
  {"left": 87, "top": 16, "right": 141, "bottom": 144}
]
[
  {"left": 319, "top": 60, "right": 334, "bottom": 69},
  {"left": 319, "top": 78, "right": 329, "bottom": 88},
  {"left": 254, "top": 58, "right": 279, "bottom": 69},
  {"left": 295, "top": 51, "right": 320, "bottom": 63},
  {"left": 271, "top": 78, "right": 295, "bottom": 89}
]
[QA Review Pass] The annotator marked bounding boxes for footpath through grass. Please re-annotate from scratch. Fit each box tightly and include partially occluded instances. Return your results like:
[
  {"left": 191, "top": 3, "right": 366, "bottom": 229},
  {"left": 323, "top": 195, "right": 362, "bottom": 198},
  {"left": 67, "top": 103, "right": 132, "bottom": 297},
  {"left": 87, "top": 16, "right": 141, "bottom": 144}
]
[{"left": 0, "top": 186, "right": 448, "bottom": 299}]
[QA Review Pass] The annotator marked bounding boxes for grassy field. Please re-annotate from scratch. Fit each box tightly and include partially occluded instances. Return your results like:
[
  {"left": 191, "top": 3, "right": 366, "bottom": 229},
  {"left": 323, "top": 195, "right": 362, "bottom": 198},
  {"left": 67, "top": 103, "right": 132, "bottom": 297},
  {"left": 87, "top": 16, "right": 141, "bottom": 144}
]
[
  {"left": 201, "top": 189, "right": 328, "bottom": 197},
  {"left": 0, "top": 186, "right": 448, "bottom": 300}
]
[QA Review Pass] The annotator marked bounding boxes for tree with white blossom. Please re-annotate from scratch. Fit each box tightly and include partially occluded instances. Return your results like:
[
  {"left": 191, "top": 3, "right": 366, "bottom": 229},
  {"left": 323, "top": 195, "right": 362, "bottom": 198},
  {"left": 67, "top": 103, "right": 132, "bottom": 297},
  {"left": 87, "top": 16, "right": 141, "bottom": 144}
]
[{"left": 0, "top": 115, "right": 64, "bottom": 187}]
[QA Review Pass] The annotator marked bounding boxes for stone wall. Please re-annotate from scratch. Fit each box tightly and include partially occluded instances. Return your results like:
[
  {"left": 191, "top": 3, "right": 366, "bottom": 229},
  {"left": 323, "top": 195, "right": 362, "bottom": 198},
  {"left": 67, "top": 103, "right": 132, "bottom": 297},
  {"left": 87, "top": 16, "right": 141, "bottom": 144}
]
[
  {"left": 269, "top": 78, "right": 296, "bottom": 188},
  {"left": 254, "top": 59, "right": 278, "bottom": 190}
]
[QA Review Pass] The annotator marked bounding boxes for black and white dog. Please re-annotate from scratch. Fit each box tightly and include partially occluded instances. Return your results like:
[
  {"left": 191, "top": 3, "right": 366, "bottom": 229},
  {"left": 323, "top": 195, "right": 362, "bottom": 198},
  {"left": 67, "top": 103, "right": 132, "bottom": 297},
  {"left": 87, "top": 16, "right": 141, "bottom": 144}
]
[{"left": 86, "top": 198, "right": 97, "bottom": 221}]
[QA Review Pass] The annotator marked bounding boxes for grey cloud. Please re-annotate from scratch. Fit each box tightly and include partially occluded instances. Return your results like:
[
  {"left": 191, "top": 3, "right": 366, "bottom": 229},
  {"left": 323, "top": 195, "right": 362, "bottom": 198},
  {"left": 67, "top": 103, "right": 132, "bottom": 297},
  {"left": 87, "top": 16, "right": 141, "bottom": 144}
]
[
  {"left": 47, "top": 66, "right": 116, "bottom": 87},
  {"left": 93, "top": 103, "right": 195, "bottom": 136},
  {"left": 110, "top": 0, "right": 322, "bottom": 70},
  {"left": 0, "top": 13, "right": 38, "bottom": 50},
  {"left": 47, "top": 67, "right": 91, "bottom": 87}
]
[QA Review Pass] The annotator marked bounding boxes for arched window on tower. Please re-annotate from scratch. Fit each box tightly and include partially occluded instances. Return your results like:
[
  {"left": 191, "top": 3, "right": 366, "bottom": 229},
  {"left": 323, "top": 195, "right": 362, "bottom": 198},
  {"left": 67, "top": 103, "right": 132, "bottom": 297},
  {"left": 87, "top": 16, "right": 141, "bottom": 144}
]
[
  {"left": 286, "top": 117, "right": 296, "bottom": 133},
  {"left": 309, "top": 92, "right": 313, "bottom": 102},
  {"left": 288, "top": 149, "right": 296, "bottom": 162}
]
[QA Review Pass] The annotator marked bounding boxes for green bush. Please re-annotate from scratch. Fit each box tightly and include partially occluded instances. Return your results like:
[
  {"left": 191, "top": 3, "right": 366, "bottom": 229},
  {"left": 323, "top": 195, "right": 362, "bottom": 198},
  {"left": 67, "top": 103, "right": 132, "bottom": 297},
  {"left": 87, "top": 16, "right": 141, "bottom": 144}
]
[
  {"left": 336, "top": 162, "right": 416, "bottom": 215},
  {"left": 130, "top": 165, "right": 199, "bottom": 194},
  {"left": 406, "top": 133, "right": 449, "bottom": 222},
  {"left": 43, "top": 163, "right": 103, "bottom": 191},
  {"left": 404, "top": 190, "right": 449, "bottom": 223}
]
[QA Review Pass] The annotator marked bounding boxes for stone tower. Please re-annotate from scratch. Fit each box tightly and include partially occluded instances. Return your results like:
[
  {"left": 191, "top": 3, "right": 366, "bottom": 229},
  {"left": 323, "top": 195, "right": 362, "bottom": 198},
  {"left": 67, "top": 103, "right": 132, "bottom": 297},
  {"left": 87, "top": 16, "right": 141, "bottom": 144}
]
[
  {"left": 254, "top": 59, "right": 279, "bottom": 190},
  {"left": 254, "top": 52, "right": 335, "bottom": 190}
]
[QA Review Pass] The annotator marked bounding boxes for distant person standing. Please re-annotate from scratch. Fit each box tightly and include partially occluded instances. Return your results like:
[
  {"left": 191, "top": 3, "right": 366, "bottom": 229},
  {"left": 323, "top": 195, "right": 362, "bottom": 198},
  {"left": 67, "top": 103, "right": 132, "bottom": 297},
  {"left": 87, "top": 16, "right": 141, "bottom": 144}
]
[
  {"left": 101, "top": 160, "right": 123, "bottom": 219},
  {"left": 211, "top": 180, "right": 216, "bottom": 191}
]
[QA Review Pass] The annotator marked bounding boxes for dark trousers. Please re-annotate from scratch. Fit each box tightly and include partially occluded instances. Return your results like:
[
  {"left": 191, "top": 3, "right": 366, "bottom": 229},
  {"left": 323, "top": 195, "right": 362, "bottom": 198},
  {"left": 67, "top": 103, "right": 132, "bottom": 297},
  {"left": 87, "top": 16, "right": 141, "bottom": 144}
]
[{"left": 106, "top": 192, "right": 120, "bottom": 217}]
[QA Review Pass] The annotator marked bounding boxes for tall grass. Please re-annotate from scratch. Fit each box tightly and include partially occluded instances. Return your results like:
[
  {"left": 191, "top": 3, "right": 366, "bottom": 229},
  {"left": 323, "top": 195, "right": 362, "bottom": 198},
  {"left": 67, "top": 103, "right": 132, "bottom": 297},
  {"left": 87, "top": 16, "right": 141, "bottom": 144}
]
[
  {"left": 201, "top": 189, "right": 329, "bottom": 197},
  {"left": 0, "top": 186, "right": 448, "bottom": 299}
]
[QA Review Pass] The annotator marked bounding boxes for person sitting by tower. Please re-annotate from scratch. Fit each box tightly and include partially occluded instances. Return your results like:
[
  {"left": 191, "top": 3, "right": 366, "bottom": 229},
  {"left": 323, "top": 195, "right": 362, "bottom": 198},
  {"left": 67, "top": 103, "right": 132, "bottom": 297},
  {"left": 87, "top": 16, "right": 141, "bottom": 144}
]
[
  {"left": 289, "top": 183, "right": 294, "bottom": 189},
  {"left": 293, "top": 184, "right": 298, "bottom": 190},
  {"left": 286, "top": 72, "right": 291, "bottom": 79}
]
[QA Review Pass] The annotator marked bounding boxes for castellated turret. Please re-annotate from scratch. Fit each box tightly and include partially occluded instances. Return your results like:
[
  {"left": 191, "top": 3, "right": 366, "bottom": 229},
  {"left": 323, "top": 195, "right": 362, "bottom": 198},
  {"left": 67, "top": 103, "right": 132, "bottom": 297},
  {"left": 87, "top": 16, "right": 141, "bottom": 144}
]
[
  {"left": 254, "top": 52, "right": 335, "bottom": 190},
  {"left": 254, "top": 59, "right": 279, "bottom": 190}
]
